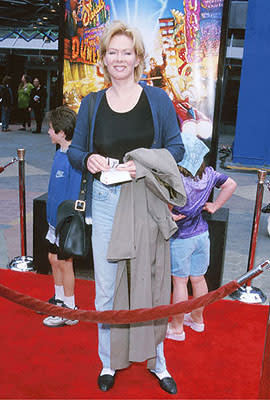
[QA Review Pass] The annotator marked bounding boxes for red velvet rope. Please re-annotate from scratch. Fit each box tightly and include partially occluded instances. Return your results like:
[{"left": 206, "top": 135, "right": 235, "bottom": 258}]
[{"left": 0, "top": 280, "right": 239, "bottom": 324}]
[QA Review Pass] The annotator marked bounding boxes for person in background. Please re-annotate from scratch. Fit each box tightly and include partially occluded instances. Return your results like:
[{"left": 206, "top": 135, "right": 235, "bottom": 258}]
[
  {"left": 167, "top": 132, "right": 237, "bottom": 341},
  {"left": 43, "top": 106, "right": 81, "bottom": 328},
  {"left": 68, "top": 20, "right": 185, "bottom": 395},
  {"left": 260, "top": 202, "right": 270, "bottom": 236},
  {"left": 1, "top": 75, "right": 14, "bottom": 132},
  {"left": 17, "top": 74, "right": 33, "bottom": 131},
  {"left": 29, "top": 77, "right": 47, "bottom": 133}
]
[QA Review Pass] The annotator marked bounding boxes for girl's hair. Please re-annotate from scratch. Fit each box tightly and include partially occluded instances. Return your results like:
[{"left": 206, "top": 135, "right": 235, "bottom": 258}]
[
  {"left": 99, "top": 20, "right": 146, "bottom": 83},
  {"left": 178, "top": 161, "right": 206, "bottom": 180},
  {"left": 46, "top": 106, "right": 77, "bottom": 141}
]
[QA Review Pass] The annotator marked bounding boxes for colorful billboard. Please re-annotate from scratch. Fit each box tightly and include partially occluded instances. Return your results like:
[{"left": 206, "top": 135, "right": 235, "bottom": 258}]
[{"left": 63, "top": 0, "right": 226, "bottom": 144}]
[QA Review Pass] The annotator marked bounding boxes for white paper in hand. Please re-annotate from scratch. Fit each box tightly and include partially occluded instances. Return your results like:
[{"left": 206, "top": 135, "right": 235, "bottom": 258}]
[{"left": 100, "top": 169, "right": 132, "bottom": 185}]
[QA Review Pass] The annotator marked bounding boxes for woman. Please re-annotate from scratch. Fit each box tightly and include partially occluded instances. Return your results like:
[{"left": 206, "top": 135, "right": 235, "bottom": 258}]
[
  {"left": 29, "top": 77, "right": 47, "bottom": 133},
  {"left": 68, "top": 20, "right": 185, "bottom": 394},
  {"left": 17, "top": 74, "right": 33, "bottom": 131}
]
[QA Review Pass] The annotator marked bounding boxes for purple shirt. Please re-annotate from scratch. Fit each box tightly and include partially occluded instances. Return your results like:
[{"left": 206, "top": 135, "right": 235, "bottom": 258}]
[{"left": 172, "top": 167, "right": 228, "bottom": 239}]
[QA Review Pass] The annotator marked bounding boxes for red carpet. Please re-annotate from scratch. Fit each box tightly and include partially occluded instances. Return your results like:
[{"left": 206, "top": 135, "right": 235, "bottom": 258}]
[{"left": 0, "top": 269, "right": 268, "bottom": 399}]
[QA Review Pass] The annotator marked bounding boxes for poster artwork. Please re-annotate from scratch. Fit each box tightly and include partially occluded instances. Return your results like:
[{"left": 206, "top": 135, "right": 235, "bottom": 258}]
[{"left": 63, "top": 0, "right": 224, "bottom": 142}]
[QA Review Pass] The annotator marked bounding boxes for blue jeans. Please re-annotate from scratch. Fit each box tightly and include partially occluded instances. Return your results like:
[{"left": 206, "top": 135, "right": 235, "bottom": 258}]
[
  {"left": 91, "top": 179, "right": 166, "bottom": 372},
  {"left": 1, "top": 106, "right": 10, "bottom": 130}
]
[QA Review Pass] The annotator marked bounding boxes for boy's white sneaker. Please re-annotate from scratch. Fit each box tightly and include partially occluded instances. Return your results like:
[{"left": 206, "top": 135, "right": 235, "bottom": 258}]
[
  {"left": 36, "top": 295, "right": 64, "bottom": 314},
  {"left": 43, "top": 304, "right": 79, "bottom": 327},
  {"left": 183, "top": 313, "right": 205, "bottom": 332}
]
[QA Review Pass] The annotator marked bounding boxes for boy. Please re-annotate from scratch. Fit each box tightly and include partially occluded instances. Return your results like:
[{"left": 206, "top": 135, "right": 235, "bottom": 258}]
[{"left": 43, "top": 106, "right": 81, "bottom": 327}]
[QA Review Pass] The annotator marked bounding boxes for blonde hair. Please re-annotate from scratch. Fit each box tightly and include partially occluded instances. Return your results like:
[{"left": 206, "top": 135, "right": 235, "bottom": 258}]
[{"left": 99, "top": 20, "right": 146, "bottom": 83}]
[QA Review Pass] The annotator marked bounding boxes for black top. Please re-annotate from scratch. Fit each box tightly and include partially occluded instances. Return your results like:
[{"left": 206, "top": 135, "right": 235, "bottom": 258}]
[
  {"left": 93, "top": 90, "right": 154, "bottom": 162},
  {"left": 29, "top": 86, "right": 47, "bottom": 109},
  {"left": 1, "top": 85, "right": 13, "bottom": 107}
]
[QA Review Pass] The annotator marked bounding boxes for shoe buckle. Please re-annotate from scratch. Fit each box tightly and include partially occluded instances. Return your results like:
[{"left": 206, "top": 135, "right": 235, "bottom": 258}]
[{"left": 75, "top": 200, "right": 85, "bottom": 212}]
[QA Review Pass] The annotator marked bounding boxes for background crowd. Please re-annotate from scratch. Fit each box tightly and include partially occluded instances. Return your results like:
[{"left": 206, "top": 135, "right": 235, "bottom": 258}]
[{"left": 0, "top": 73, "right": 47, "bottom": 133}]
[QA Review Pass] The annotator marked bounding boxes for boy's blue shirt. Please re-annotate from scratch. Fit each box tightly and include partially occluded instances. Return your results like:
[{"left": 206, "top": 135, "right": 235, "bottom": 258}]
[{"left": 46, "top": 149, "right": 82, "bottom": 228}]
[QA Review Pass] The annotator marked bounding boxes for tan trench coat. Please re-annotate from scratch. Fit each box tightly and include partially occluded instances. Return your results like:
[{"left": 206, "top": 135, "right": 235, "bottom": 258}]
[{"left": 107, "top": 148, "right": 187, "bottom": 370}]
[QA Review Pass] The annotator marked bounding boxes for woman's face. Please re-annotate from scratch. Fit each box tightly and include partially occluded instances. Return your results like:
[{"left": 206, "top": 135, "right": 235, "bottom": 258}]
[{"left": 104, "top": 34, "right": 139, "bottom": 82}]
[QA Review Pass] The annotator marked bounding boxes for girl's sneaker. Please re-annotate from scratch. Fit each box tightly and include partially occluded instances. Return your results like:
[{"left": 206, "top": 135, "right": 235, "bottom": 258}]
[
  {"left": 166, "top": 323, "right": 185, "bottom": 341},
  {"left": 184, "top": 313, "right": 205, "bottom": 332}
]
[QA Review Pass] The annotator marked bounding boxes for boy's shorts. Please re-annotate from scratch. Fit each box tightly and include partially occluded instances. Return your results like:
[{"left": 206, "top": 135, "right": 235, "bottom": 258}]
[
  {"left": 47, "top": 241, "right": 71, "bottom": 261},
  {"left": 170, "top": 231, "right": 210, "bottom": 278}
]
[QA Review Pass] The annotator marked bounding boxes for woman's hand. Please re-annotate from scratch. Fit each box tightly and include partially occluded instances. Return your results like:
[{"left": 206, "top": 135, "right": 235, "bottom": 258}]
[
  {"left": 86, "top": 154, "right": 110, "bottom": 174},
  {"left": 116, "top": 160, "right": 136, "bottom": 178}
]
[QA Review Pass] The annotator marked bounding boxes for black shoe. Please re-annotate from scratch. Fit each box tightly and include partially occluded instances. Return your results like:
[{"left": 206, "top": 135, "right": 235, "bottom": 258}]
[
  {"left": 98, "top": 373, "right": 115, "bottom": 391},
  {"left": 150, "top": 372, "right": 177, "bottom": 395},
  {"left": 159, "top": 377, "right": 177, "bottom": 394},
  {"left": 32, "top": 130, "right": 41, "bottom": 134},
  {"left": 48, "top": 295, "right": 64, "bottom": 306},
  {"left": 262, "top": 203, "right": 270, "bottom": 213},
  {"left": 36, "top": 295, "right": 64, "bottom": 314}
]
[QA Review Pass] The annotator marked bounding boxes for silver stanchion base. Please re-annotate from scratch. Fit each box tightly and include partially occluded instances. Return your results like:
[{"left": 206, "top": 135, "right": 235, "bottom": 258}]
[
  {"left": 8, "top": 256, "right": 35, "bottom": 272},
  {"left": 229, "top": 285, "right": 267, "bottom": 304}
]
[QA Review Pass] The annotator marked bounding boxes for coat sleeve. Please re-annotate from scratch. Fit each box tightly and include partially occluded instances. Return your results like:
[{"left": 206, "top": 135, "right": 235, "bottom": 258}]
[
  {"left": 68, "top": 95, "right": 91, "bottom": 172},
  {"left": 27, "top": 84, "right": 34, "bottom": 97}
]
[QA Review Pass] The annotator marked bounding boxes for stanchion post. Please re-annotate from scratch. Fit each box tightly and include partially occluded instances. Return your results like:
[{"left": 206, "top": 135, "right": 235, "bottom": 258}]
[
  {"left": 17, "top": 149, "right": 27, "bottom": 256},
  {"left": 230, "top": 170, "right": 267, "bottom": 303},
  {"left": 246, "top": 170, "right": 267, "bottom": 286},
  {"left": 8, "top": 148, "right": 35, "bottom": 272},
  {"left": 258, "top": 302, "right": 270, "bottom": 399}
]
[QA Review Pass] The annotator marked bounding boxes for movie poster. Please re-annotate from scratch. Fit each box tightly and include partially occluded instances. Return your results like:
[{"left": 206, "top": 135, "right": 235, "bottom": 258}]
[{"left": 63, "top": 0, "right": 225, "bottom": 142}]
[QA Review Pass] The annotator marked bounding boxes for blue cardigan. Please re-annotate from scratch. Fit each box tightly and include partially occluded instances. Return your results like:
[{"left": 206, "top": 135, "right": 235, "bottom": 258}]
[{"left": 68, "top": 83, "right": 185, "bottom": 219}]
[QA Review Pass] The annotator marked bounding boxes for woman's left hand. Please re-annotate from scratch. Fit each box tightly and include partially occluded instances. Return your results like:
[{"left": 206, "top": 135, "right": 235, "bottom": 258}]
[{"left": 116, "top": 160, "right": 136, "bottom": 178}]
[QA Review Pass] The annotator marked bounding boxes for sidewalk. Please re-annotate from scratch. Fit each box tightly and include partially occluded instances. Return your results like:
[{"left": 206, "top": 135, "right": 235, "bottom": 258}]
[
  {"left": 1, "top": 124, "right": 270, "bottom": 302},
  {"left": 0, "top": 124, "right": 53, "bottom": 267},
  {"left": 217, "top": 134, "right": 270, "bottom": 301}
]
